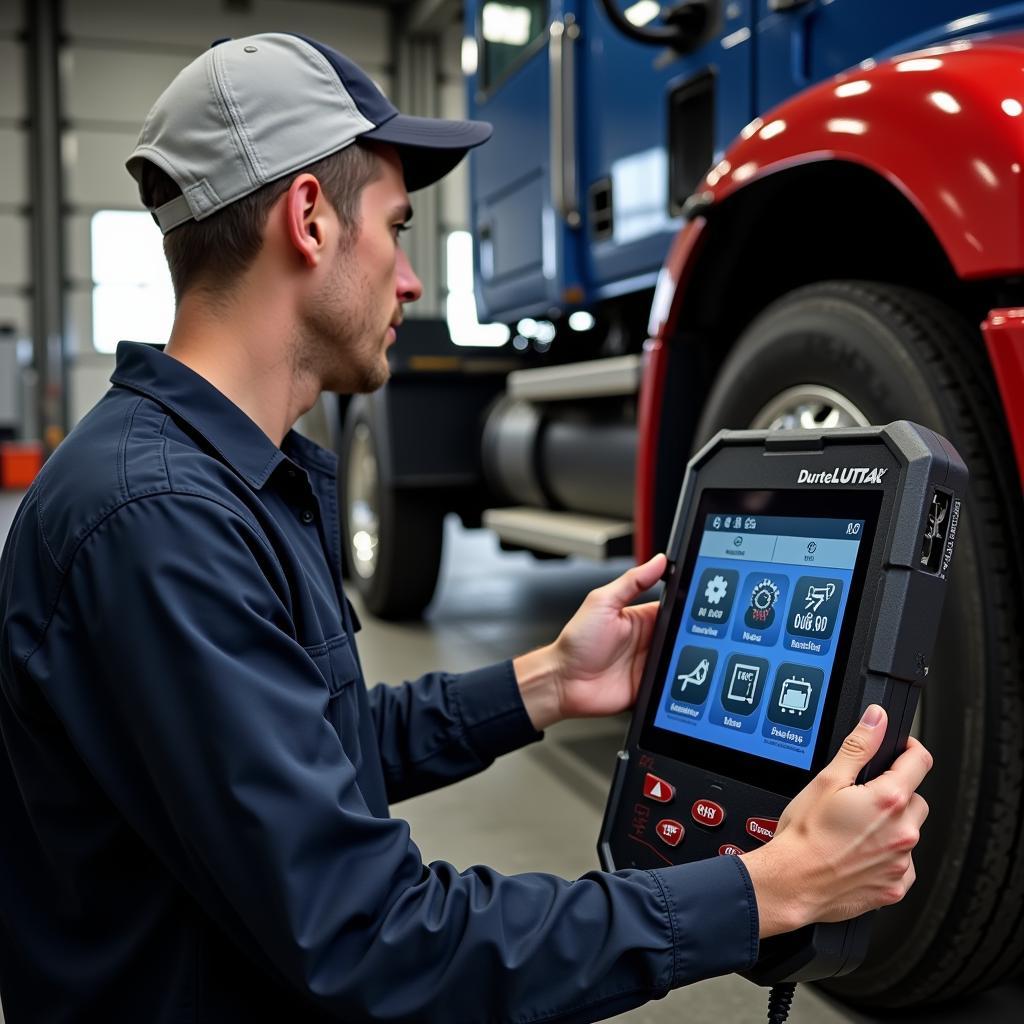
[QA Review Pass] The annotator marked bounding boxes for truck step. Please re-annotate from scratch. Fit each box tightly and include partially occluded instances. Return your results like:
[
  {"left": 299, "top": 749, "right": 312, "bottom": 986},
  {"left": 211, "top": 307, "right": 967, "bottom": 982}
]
[
  {"left": 482, "top": 506, "right": 633, "bottom": 559},
  {"left": 506, "top": 354, "right": 642, "bottom": 402}
]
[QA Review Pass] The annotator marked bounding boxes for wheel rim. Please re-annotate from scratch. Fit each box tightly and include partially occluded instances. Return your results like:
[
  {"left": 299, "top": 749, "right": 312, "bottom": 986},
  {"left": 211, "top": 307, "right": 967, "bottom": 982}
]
[
  {"left": 749, "top": 384, "right": 871, "bottom": 431},
  {"left": 347, "top": 422, "right": 380, "bottom": 580}
]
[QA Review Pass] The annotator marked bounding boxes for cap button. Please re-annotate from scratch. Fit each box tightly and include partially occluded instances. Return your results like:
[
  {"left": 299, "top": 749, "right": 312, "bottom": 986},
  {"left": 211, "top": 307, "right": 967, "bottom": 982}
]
[{"left": 244, "top": 45, "right": 258, "bottom": 53}]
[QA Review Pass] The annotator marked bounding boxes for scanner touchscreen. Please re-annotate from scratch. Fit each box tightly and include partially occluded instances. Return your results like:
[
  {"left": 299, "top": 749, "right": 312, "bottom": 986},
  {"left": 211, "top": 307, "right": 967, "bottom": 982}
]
[{"left": 653, "top": 510, "right": 866, "bottom": 771}]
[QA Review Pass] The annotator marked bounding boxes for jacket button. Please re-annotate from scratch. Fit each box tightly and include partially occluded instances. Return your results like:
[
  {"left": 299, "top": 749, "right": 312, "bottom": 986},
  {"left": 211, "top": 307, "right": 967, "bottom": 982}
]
[{"left": 301, "top": 509, "right": 315, "bottom": 524}]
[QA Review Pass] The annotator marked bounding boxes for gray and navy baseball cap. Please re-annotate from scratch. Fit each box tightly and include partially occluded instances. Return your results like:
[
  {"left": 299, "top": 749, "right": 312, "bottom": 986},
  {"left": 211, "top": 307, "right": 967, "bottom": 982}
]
[{"left": 127, "top": 32, "right": 492, "bottom": 234}]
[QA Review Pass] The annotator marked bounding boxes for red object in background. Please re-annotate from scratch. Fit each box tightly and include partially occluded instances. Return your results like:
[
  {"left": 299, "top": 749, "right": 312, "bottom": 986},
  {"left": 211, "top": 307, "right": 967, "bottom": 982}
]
[
  {"left": 635, "top": 38, "right": 1024, "bottom": 560},
  {"left": 982, "top": 309, "right": 1024, "bottom": 487},
  {"left": 704, "top": 37, "right": 1024, "bottom": 281},
  {"left": 633, "top": 218, "right": 707, "bottom": 563},
  {"left": 0, "top": 441, "right": 43, "bottom": 490}
]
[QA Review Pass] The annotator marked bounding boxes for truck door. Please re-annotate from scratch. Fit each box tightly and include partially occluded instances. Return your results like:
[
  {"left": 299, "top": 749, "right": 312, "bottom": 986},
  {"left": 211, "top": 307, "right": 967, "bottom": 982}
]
[
  {"left": 581, "top": 1, "right": 757, "bottom": 301},
  {"left": 468, "top": 1, "right": 585, "bottom": 324}
]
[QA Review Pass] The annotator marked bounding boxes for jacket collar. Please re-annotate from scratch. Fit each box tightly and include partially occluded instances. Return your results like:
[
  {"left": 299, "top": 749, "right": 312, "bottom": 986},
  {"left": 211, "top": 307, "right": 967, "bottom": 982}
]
[{"left": 109, "top": 341, "right": 335, "bottom": 489}]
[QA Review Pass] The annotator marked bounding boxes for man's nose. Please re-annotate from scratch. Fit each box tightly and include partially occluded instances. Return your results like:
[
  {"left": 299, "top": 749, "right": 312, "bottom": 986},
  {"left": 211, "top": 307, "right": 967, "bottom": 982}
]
[{"left": 396, "top": 248, "right": 423, "bottom": 304}]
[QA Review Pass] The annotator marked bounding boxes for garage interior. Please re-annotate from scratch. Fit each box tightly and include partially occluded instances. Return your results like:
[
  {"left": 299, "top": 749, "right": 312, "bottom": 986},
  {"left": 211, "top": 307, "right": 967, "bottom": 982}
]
[{"left": 1, "top": 1, "right": 1023, "bottom": 1022}]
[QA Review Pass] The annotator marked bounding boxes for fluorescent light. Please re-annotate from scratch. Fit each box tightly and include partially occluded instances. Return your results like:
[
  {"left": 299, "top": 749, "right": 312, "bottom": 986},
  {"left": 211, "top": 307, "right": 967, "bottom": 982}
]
[
  {"left": 624, "top": 1, "right": 660, "bottom": 27},
  {"left": 706, "top": 158, "right": 731, "bottom": 186},
  {"left": 896, "top": 58, "right": 943, "bottom": 72},
  {"left": 568, "top": 311, "right": 596, "bottom": 331},
  {"left": 740, "top": 117, "right": 763, "bottom": 140},
  {"left": 732, "top": 161, "right": 758, "bottom": 183},
  {"left": 826, "top": 118, "right": 867, "bottom": 135},
  {"left": 939, "top": 190, "right": 963, "bottom": 217},
  {"left": 930, "top": 91, "right": 961, "bottom": 115},
  {"left": 461, "top": 37, "right": 478, "bottom": 76},
  {"left": 835, "top": 80, "right": 871, "bottom": 98},
  {"left": 759, "top": 119, "right": 786, "bottom": 140},
  {"left": 948, "top": 13, "right": 989, "bottom": 32},
  {"left": 721, "top": 27, "right": 751, "bottom": 50},
  {"left": 482, "top": 3, "right": 532, "bottom": 47},
  {"left": 973, "top": 159, "right": 998, "bottom": 187}
]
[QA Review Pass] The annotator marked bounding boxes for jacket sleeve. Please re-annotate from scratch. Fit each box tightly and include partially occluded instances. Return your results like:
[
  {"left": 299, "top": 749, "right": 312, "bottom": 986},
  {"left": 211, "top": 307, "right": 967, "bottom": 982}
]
[
  {"left": 367, "top": 660, "right": 543, "bottom": 803},
  {"left": 33, "top": 493, "right": 759, "bottom": 1023}
]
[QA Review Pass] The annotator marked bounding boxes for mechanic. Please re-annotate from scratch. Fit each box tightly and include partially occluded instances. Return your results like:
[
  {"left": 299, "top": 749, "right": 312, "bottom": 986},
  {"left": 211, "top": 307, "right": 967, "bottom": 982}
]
[{"left": 0, "top": 33, "right": 931, "bottom": 1023}]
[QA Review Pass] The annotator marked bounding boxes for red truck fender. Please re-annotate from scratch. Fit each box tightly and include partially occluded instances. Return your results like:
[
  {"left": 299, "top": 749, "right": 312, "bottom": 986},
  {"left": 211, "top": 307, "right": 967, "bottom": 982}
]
[{"left": 636, "top": 35, "right": 1024, "bottom": 559}]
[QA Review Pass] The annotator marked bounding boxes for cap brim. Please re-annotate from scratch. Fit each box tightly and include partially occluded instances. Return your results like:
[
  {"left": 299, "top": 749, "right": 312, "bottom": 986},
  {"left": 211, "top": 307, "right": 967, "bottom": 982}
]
[{"left": 362, "top": 113, "right": 493, "bottom": 191}]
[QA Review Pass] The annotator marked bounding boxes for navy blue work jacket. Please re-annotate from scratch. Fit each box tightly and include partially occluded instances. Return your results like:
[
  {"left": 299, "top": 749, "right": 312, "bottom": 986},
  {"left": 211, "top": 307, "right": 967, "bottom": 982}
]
[{"left": 0, "top": 342, "right": 757, "bottom": 1023}]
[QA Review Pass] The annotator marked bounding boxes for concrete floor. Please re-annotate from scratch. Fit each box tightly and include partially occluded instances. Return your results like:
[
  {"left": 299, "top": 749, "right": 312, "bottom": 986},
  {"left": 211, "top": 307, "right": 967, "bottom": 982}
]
[{"left": 0, "top": 491, "right": 1021, "bottom": 1023}]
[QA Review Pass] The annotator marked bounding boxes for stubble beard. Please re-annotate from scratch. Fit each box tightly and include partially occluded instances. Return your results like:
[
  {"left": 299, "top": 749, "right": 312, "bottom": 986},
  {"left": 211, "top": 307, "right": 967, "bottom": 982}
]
[{"left": 299, "top": 264, "right": 391, "bottom": 395}]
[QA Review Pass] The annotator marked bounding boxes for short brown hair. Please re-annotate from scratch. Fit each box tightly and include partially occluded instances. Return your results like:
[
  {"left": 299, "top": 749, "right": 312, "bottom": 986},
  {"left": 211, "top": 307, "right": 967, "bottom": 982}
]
[{"left": 139, "top": 142, "right": 381, "bottom": 301}]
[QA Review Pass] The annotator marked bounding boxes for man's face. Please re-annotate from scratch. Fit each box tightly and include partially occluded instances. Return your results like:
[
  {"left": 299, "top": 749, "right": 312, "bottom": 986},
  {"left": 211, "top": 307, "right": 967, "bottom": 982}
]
[{"left": 302, "top": 145, "right": 422, "bottom": 393}]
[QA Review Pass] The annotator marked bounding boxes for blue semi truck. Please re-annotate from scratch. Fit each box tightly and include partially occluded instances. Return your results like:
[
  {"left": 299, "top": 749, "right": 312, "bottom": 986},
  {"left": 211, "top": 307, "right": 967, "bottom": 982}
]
[{"left": 338, "top": 2, "right": 1024, "bottom": 1008}]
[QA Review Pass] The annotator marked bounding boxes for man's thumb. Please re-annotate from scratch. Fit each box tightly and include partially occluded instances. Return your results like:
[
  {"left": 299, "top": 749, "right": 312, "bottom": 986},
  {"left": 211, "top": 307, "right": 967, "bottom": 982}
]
[
  {"left": 823, "top": 705, "right": 887, "bottom": 788},
  {"left": 601, "top": 553, "right": 667, "bottom": 606}
]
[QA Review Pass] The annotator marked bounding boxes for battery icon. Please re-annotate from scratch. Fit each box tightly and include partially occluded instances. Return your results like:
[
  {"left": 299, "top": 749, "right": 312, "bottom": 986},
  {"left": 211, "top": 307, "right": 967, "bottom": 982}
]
[{"left": 778, "top": 676, "right": 813, "bottom": 714}]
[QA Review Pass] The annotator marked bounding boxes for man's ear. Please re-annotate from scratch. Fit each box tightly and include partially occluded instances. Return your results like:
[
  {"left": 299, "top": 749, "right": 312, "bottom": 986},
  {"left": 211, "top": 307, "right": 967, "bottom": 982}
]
[{"left": 283, "top": 174, "right": 330, "bottom": 268}]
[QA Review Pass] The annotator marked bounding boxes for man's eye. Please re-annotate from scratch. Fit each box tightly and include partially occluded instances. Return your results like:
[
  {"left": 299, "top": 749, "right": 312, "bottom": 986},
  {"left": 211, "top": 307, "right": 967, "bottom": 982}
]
[{"left": 393, "top": 224, "right": 410, "bottom": 239}]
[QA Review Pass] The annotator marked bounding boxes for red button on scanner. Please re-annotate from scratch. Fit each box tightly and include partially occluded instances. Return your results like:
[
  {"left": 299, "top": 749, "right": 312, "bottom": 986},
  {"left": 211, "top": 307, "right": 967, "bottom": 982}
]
[
  {"left": 643, "top": 773, "right": 675, "bottom": 803},
  {"left": 691, "top": 798, "right": 725, "bottom": 828},
  {"left": 745, "top": 817, "right": 778, "bottom": 843},
  {"left": 719, "top": 844, "right": 745, "bottom": 856},
  {"left": 655, "top": 819, "right": 685, "bottom": 847}
]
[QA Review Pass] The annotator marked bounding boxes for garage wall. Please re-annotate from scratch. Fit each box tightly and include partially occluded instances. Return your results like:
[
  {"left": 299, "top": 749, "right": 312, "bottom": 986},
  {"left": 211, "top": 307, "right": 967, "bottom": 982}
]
[
  {"left": 62, "top": 0, "right": 395, "bottom": 424},
  {"left": 0, "top": 3, "right": 29, "bottom": 405},
  {"left": 439, "top": 11, "right": 471, "bottom": 238}
]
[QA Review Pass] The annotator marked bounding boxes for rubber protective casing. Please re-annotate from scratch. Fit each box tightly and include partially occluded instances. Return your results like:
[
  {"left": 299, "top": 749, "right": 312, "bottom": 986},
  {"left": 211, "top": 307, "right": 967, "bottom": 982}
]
[{"left": 598, "top": 422, "right": 967, "bottom": 985}]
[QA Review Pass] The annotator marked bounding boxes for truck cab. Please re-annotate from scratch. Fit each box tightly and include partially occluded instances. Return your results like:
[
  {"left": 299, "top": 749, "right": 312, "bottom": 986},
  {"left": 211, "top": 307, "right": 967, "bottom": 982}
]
[
  {"left": 338, "top": 4, "right": 1024, "bottom": 1008},
  {"left": 468, "top": 0, "right": 998, "bottom": 326}
]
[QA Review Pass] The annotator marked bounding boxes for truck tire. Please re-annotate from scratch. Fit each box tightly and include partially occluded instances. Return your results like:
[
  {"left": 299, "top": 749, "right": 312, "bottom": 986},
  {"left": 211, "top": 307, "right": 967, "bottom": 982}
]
[
  {"left": 693, "top": 280, "right": 1024, "bottom": 1008},
  {"left": 340, "top": 407, "right": 444, "bottom": 620}
]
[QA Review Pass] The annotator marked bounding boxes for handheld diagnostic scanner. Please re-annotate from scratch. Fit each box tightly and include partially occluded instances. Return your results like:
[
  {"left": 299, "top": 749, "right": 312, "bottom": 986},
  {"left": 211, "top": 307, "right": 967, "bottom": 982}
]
[{"left": 598, "top": 422, "right": 967, "bottom": 986}]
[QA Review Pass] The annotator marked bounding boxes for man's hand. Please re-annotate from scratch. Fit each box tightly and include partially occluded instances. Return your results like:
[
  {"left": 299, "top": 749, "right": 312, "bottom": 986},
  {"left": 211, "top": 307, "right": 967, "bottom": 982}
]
[
  {"left": 740, "top": 705, "right": 932, "bottom": 938},
  {"left": 514, "top": 554, "right": 667, "bottom": 730}
]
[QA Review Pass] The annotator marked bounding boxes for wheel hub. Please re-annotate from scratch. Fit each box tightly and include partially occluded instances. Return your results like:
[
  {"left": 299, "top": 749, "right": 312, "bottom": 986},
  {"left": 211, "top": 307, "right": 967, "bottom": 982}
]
[
  {"left": 745, "top": 384, "right": 924, "bottom": 734},
  {"left": 749, "top": 385, "right": 871, "bottom": 431}
]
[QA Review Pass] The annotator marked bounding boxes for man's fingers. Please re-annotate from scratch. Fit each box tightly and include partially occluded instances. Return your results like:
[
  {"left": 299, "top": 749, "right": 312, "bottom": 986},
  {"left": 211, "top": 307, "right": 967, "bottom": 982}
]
[
  {"left": 598, "top": 554, "right": 666, "bottom": 606},
  {"left": 909, "top": 792, "right": 929, "bottom": 829},
  {"left": 820, "top": 705, "right": 887, "bottom": 789},
  {"left": 867, "top": 737, "right": 934, "bottom": 804}
]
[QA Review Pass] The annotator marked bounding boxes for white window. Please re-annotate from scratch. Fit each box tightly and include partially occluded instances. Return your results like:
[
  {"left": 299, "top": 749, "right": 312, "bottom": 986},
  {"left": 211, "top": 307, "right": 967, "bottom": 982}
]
[
  {"left": 479, "top": 1, "right": 547, "bottom": 88},
  {"left": 445, "top": 231, "right": 509, "bottom": 347},
  {"left": 90, "top": 210, "right": 174, "bottom": 354}
]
